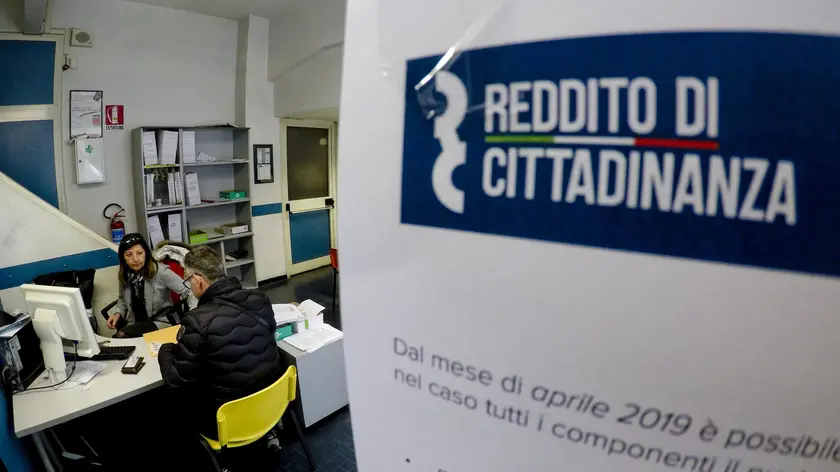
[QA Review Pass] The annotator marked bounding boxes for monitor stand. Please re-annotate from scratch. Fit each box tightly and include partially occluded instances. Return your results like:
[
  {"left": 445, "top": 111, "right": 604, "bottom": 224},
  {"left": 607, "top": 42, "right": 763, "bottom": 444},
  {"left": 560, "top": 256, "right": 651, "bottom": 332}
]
[{"left": 31, "top": 308, "right": 67, "bottom": 384}]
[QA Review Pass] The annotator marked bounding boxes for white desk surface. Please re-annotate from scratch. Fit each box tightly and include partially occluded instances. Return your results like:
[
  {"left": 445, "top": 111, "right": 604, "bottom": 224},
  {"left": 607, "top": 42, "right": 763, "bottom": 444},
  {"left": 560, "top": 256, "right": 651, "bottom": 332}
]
[{"left": 13, "top": 336, "right": 164, "bottom": 438}]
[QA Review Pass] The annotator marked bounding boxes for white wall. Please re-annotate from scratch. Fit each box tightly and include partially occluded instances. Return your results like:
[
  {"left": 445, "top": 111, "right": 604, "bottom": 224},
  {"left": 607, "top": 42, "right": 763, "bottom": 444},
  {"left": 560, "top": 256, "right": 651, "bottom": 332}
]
[
  {"left": 269, "top": 0, "right": 345, "bottom": 118},
  {"left": 0, "top": 0, "right": 22, "bottom": 31},
  {"left": 0, "top": 171, "right": 117, "bottom": 312},
  {"left": 52, "top": 0, "right": 238, "bottom": 236},
  {"left": 238, "top": 15, "right": 287, "bottom": 280}
]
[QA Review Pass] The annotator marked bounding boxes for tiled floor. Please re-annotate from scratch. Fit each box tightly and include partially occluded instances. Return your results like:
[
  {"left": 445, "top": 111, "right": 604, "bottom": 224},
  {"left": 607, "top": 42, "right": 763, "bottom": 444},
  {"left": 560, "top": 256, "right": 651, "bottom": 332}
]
[{"left": 260, "top": 268, "right": 355, "bottom": 472}]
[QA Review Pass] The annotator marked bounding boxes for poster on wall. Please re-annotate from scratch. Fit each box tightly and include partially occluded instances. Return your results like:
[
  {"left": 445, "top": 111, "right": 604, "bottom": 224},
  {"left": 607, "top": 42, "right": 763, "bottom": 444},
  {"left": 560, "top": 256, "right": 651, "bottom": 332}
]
[
  {"left": 69, "top": 90, "right": 103, "bottom": 138},
  {"left": 338, "top": 1, "right": 840, "bottom": 472}
]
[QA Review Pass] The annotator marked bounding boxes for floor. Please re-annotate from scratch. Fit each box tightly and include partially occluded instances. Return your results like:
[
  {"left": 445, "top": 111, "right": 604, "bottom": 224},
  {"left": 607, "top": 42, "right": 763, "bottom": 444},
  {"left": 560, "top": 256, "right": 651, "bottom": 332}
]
[{"left": 259, "top": 267, "right": 355, "bottom": 472}]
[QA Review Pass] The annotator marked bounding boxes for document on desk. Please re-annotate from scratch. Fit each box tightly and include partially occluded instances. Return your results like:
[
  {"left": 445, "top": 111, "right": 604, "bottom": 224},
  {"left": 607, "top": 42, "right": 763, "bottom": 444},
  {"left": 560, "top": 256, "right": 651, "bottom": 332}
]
[
  {"left": 283, "top": 324, "right": 343, "bottom": 353},
  {"left": 26, "top": 361, "right": 106, "bottom": 391},
  {"left": 272, "top": 304, "right": 305, "bottom": 325},
  {"left": 298, "top": 299, "right": 326, "bottom": 318},
  {"left": 143, "top": 324, "right": 181, "bottom": 357},
  {"left": 64, "top": 361, "right": 106, "bottom": 388}
]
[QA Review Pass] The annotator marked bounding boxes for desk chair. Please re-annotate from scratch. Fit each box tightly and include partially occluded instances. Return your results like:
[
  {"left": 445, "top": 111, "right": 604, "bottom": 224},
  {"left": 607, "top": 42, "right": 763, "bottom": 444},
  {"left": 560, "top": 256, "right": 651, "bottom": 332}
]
[{"left": 199, "top": 365, "right": 317, "bottom": 472}]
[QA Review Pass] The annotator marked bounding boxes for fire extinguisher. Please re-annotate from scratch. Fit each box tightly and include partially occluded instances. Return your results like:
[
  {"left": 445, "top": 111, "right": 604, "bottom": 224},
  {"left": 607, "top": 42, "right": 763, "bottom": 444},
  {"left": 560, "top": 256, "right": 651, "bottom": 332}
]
[{"left": 103, "top": 203, "right": 126, "bottom": 244}]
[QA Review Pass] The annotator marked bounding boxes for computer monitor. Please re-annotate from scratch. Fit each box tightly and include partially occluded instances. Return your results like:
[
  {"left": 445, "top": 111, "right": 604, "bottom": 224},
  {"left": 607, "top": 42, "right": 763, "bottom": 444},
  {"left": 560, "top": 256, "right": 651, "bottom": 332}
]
[{"left": 20, "top": 284, "right": 100, "bottom": 383}]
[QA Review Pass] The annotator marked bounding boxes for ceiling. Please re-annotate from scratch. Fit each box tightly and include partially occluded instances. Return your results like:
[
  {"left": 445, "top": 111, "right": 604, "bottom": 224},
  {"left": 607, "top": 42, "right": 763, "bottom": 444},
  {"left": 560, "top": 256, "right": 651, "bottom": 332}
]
[{"left": 122, "top": 0, "right": 305, "bottom": 20}]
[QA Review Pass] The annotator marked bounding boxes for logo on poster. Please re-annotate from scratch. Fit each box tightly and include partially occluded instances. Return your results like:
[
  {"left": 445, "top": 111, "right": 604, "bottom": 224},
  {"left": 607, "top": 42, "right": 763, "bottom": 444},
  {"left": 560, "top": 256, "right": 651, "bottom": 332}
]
[
  {"left": 402, "top": 33, "right": 840, "bottom": 277},
  {"left": 432, "top": 71, "right": 468, "bottom": 214}
]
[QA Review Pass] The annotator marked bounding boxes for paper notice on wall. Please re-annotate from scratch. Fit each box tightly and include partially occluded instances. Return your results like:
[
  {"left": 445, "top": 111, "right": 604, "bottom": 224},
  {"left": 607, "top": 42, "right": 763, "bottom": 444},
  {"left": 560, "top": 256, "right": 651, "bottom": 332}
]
[
  {"left": 70, "top": 91, "right": 103, "bottom": 138},
  {"left": 340, "top": 2, "right": 840, "bottom": 472}
]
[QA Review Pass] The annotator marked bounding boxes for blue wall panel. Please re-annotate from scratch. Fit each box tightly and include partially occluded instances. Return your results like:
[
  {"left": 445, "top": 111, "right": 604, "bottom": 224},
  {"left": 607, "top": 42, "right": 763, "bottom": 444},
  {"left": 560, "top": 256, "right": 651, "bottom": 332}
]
[
  {"left": 0, "top": 248, "right": 119, "bottom": 291},
  {"left": 252, "top": 203, "right": 283, "bottom": 217},
  {"left": 0, "top": 120, "right": 58, "bottom": 207},
  {"left": 290, "top": 210, "right": 331, "bottom": 264},
  {"left": 0, "top": 40, "right": 55, "bottom": 106}
]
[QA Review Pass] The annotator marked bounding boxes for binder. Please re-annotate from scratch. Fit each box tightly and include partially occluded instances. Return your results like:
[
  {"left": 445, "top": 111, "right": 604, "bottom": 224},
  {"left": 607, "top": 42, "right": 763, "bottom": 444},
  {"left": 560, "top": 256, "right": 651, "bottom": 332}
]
[
  {"left": 174, "top": 171, "right": 184, "bottom": 204},
  {"left": 156, "top": 131, "right": 178, "bottom": 165},
  {"left": 147, "top": 215, "right": 165, "bottom": 247},
  {"left": 182, "top": 131, "right": 196, "bottom": 164},
  {"left": 167, "top": 170, "right": 176, "bottom": 205},
  {"left": 184, "top": 172, "right": 201, "bottom": 206},
  {"left": 168, "top": 214, "right": 183, "bottom": 243},
  {"left": 145, "top": 174, "right": 155, "bottom": 204},
  {"left": 142, "top": 132, "right": 158, "bottom": 166}
]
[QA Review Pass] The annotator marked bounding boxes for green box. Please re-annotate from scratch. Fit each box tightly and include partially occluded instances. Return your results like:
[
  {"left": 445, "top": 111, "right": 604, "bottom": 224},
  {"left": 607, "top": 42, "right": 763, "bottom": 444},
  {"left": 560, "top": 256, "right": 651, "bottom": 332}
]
[
  {"left": 219, "top": 190, "right": 247, "bottom": 200},
  {"left": 188, "top": 230, "right": 209, "bottom": 244},
  {"left": 274, "top": 323, "right": 295, "bottom": 341}
]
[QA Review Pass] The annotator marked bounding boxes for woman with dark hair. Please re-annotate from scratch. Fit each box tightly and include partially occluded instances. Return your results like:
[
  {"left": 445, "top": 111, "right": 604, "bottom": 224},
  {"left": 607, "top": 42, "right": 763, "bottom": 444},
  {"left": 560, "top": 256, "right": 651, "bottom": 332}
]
[{"left": 106, "top": 233, "right": 197, "bottom": 338}]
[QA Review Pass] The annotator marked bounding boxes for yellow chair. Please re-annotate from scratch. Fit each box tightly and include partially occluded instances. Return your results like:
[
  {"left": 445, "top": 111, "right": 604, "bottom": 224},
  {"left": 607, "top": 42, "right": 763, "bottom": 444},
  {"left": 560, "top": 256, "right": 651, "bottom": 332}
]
[{"left": 199, "top": 365, "right": 317, "bottom": 471}]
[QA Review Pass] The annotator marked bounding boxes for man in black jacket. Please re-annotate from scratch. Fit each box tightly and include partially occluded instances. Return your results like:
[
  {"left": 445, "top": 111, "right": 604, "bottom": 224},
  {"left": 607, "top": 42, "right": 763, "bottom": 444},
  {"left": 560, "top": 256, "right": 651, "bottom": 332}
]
[{"left": 158, "top": 246, "right": 285, "bottom": 439}]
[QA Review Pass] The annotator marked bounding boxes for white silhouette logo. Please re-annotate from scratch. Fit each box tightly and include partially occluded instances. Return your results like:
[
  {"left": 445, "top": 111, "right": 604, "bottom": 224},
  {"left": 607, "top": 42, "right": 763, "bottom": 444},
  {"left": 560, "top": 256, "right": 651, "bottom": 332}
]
[{"left": 432, "top": 71, "right": 468, "bottom": 214}]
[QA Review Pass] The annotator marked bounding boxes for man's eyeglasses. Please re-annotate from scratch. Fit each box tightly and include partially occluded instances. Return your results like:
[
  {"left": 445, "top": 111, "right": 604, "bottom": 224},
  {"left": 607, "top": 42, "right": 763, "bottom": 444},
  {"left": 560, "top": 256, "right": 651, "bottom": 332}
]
[{"left": 183, "top": 273, "right": 196, "bottom": 290}]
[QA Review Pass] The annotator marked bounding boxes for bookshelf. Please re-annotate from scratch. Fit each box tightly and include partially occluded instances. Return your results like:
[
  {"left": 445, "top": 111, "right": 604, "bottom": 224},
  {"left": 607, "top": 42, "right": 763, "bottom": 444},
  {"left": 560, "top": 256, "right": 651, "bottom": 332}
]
[{"left": 132, "top": 125, "right": 257, "bottom": 288}]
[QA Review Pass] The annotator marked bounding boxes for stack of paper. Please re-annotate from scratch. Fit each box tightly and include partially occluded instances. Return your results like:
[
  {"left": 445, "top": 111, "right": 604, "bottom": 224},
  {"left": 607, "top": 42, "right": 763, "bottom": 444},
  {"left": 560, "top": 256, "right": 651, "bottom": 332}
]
[
  {"left": 197, "top": 152, "right": 215, "bottom": 163},
  {"left": 167, "top": 214, "right": 183, "bottom": 243},
  {"left": 182, "top": 131, "right": 196, "bottom": 164},
  {"left": 272, "top": 304, "right": 305, "bottom": 325},
  {"left": 62, "top": 361, "right": 106, "bottom": 388},
  {"left": 156, "top": 131, "right": 178, "bottom": 165},
  {"left": 299, "top": 299, "right": 326, "bottom": 328},
  {"left": 25, "top": 361, "right": 106, "bottom": 391},
  {"left": 147, "top": 215, "right": 165, "bottom": 247},
  {"left": 283, "top": 324, "right": 343, "bottom": 353},
  {"left": 142, "top": 132, "right": 158, "bottom": 165},
  {"left": 0, "top": 314, "right": 30, "bottom": 338},
  {"left": 184, "top": 172, "right": 201, "bottom": 206}
]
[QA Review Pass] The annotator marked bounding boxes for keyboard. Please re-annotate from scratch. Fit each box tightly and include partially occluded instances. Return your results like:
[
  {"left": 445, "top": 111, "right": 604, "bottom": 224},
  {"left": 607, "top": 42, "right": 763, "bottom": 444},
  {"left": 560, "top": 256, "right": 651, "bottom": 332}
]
[{"left": 66, "top": 345, "right": 136, "bottom": 361}]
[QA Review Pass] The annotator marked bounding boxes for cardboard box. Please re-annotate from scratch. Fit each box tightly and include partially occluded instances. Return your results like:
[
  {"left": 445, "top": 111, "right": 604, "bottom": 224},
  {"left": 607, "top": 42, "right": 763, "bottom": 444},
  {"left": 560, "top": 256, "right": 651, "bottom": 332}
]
[
  {"left": 219, "top": 190, "right": 247, "bottom": 200},
  {"left": 188, "top": 230, "right": 209, "bottom": 244},
  {"left": 275, "top": 323, "right": 295, "bottom": 341},
  {"left": 220, "top": 223, "right": 249, "bottom": 235}
]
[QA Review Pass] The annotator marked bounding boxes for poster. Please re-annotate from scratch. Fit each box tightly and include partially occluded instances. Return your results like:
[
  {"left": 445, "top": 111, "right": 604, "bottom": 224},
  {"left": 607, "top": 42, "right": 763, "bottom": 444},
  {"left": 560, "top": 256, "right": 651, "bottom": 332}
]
[
  {"left": 69, "top": 90, "right": 103, "bottom": 138},
  {"left": 338, "top": 1, "right": 840, "bottom": 472}
]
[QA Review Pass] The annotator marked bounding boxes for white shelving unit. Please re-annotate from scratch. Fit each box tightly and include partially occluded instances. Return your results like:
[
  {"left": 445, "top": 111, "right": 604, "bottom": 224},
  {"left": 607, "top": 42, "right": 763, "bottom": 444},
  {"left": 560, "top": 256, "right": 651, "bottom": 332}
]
[{"left": 132, "top": 125, "right": 257, "bottom": 288}]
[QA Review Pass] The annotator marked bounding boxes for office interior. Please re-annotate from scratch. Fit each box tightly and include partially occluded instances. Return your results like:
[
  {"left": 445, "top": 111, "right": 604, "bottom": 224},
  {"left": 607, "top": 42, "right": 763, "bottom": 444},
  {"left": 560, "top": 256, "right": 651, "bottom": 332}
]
[{"left": 0, "top": 0, "right": 352, "bottom": 470}]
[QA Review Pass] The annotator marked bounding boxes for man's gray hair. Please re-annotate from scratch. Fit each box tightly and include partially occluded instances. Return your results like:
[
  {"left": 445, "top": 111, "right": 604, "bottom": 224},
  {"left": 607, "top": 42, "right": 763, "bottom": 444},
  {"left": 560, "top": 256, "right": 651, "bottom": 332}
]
[{"left": 184, "top": 246, "right": 226, "bottom": 283}]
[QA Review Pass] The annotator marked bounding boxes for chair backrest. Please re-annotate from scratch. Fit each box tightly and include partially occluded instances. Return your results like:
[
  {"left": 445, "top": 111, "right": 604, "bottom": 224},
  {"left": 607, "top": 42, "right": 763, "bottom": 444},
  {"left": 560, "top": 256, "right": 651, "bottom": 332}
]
[
  {"left": 329, "top": 248, "right": 338, "bottom": 270},
  {"left": 161, "top": 259, "right": 185, "bottom": 303},
  {"left": 216, "top": 365, "right": 297, "bottom": 448}
]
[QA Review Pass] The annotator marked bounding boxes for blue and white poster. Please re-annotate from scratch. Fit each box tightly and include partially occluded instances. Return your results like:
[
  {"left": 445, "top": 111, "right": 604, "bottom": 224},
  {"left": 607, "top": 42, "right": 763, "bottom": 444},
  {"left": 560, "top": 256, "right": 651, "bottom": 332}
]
[{"left": 402, "top": 32, "right": 840, "bottom": 277}]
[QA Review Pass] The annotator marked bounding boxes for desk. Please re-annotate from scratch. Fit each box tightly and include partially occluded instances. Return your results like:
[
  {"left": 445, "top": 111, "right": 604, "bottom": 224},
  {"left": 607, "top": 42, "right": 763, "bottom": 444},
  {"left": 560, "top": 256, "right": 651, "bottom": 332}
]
[
  {"left": 13, "top": 336, "right": 161, "bottom": 471},
  {"left": 278, "top": 337, "right": 348, "bottom": 427}
]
